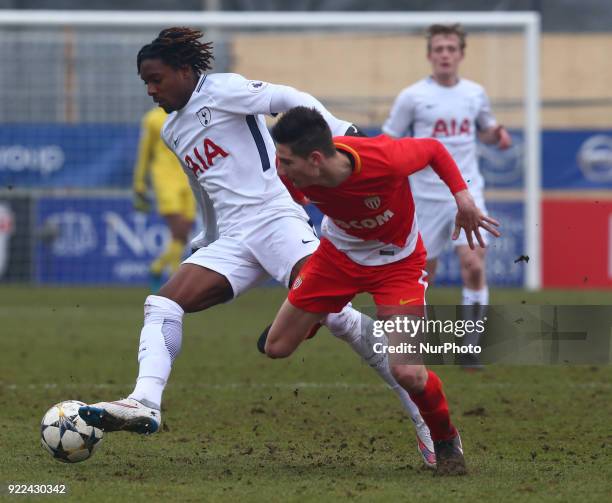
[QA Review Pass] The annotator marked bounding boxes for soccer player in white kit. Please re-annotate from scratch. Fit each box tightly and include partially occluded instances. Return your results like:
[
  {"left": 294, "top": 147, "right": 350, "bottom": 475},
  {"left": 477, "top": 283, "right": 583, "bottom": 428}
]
[
  {"left": 78, "top": 27, "right": 437, "bottom": 467},
  {"left": 383, "top": 24, "right": 512, "bottom": 368}
]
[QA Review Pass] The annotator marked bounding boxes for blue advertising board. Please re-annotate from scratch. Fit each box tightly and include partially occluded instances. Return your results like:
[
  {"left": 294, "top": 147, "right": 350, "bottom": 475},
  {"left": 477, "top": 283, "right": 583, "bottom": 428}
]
[
  {"left": 0, "top": 124, "right": 138, "bottom": 189},
  {"left": 2, "top": 125, "right": 612, "bottom": 190},
  {"left": 35, "top": 196, "right": 171, "bottom": 285},
  {"left": 542, "top": 131, "right": 612, "bottom": 189},
  {"left": 6, "top": 124, "right": 611, "bottom": 287},
  {"left": 362, "top": 127, "right": 612, "bottom": 190}
]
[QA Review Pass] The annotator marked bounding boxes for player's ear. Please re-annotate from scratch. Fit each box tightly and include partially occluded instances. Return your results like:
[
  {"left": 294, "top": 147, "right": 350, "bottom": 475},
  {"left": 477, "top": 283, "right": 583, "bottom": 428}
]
[{"left": 309, "top": 150, "right": 324, "bottom": 166}]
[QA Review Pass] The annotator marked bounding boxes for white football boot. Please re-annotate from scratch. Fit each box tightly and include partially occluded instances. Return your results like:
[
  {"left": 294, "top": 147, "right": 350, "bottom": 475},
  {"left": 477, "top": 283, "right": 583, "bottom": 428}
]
[
  {"left": 78, "top": 398, "right": 161, "bottom": 434},
  {"left": 415, "top": 419, "right": 437, "bottom": 468}
]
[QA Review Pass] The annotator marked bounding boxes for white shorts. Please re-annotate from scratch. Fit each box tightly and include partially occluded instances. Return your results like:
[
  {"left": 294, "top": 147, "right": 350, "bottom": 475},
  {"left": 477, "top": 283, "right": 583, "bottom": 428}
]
[
  {"left": 184, "top": 212, "right": 319, "bottom": 298},
  {"left": 415, "top": 193, "right": 488, "bottom": 260}
]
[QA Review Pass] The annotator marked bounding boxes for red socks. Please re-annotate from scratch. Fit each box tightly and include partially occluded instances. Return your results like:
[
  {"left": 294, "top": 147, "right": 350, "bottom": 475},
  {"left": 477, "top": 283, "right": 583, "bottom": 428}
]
[{"left": 408, "top": 370, "right": 457, "bottom": 442}]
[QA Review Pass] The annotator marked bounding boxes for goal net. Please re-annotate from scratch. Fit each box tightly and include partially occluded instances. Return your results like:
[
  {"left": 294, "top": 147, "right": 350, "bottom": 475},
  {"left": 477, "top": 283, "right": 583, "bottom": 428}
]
[{"left": 0, "top": 10, "right": 540, "bottom": 288}]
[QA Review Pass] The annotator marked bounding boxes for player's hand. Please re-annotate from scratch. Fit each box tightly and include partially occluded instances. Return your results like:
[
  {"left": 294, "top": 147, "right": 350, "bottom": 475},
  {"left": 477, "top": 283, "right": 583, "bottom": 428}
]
[
  {"left": 495, "top": 125, "right": 512, "bottom": 150},
  {"left": 133, "top": 191, "right": 152, "bottom": 213},
  {"left": 452, "top": 190, "right": 501, "bottom": 249}
]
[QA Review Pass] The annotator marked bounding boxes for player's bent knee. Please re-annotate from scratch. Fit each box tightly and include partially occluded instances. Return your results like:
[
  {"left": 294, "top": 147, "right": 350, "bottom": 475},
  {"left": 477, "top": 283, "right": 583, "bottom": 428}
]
[
  {"left": 390, "top": 364, "right": 427, "bottom": 393},
  {"left": 264, "top": 339, "right": 295, "bottom": 359}
]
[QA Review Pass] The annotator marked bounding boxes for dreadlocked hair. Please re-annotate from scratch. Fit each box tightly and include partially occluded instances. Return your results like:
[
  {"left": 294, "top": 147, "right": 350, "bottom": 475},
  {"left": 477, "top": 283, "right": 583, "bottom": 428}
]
[{"left": 137, "top": 27, "right": 214, "bottom": 75}]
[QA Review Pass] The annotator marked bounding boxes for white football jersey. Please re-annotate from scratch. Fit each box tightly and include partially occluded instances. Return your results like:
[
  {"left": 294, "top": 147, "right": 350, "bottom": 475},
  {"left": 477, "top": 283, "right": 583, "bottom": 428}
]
[
  {"left": 383, "top": 77, "right": 497, "bottom": 201},
  {"left": 162, "top": 73, "right": 351, "bottom": 243}
]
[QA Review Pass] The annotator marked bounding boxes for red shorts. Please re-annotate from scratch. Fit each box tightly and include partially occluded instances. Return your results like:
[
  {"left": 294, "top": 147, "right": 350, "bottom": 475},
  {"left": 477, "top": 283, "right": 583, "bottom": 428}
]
[{"left": 288, "top": 236, "right": 428, "bottom": 317}]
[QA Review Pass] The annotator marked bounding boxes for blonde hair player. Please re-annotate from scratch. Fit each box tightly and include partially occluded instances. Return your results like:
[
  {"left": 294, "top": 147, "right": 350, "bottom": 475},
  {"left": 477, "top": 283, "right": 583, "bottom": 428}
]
[{"left": 383, "top": 24, "right": 512, "bottom": 369}]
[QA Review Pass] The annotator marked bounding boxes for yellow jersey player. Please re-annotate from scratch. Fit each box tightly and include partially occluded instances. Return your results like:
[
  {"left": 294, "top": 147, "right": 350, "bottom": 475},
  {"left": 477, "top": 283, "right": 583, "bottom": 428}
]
[{"left": 133, "top": 106, "right": 196, "bottom": 291}]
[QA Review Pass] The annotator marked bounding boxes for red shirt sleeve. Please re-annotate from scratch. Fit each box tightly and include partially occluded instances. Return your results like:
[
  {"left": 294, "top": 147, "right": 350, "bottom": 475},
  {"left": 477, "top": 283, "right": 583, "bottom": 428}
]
[
  {"left": 391, "top": 137, "right": 468, "bottom": 195},
  {"left": 279, "top": 175, "right": 309, "bottom": 206}
]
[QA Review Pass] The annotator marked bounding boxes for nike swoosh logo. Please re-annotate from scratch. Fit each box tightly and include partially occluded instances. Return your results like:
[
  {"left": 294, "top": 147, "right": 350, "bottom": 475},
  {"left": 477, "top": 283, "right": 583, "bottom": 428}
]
[
  {"left": 301, "top": 239, "right": 316, "bottom": 244},
  {"left": 399, "top": 297, "right": 420, "bottom": 305}
]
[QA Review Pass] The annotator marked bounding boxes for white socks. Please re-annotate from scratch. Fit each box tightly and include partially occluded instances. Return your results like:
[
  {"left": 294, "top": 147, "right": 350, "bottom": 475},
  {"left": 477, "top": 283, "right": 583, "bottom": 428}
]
[
  {"left": 461, "top": 286, "right": 488, "bottom": 349},
  {"left": 129, "top": 295, "right": 184, "bottom": 409},
  {"left": 324, "top": 304, "right": 424, "bottom": 424},
  {"left": 461, "top": 286, "right": 489, "bottom": 306}
]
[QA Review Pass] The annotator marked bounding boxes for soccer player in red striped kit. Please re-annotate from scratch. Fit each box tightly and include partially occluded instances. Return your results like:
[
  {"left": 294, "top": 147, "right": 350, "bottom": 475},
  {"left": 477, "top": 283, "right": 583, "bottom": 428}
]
[{"left": 262, "top": 106, "right": 501, "bottom": 475}]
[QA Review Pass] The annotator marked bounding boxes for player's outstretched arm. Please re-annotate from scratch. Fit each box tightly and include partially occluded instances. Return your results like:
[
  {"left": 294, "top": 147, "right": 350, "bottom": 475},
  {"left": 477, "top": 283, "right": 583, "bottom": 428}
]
[
  {"left": 452, "top": 189, "right": 501, "bottom": 249},
  {"left": 398, "top": 137, "right": 467, "bottom": 194}
]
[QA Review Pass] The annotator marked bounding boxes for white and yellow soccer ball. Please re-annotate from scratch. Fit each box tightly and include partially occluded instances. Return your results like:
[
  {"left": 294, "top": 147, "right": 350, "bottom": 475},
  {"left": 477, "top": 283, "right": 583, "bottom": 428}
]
[{"left": 40, "top": 400, "right": 103, "bottom": 463}]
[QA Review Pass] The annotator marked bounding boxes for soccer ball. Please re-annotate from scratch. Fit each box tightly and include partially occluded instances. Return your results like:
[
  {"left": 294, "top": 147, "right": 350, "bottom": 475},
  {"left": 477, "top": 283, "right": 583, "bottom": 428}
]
[{"left": 40, "top": 400, "right": 103, "bottom": 463}]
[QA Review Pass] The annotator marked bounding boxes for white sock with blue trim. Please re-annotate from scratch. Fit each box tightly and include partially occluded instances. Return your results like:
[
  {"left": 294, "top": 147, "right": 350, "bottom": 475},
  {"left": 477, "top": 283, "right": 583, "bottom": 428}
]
[{"left": 129, "top": 295, "right": 183, "bottom": 409}]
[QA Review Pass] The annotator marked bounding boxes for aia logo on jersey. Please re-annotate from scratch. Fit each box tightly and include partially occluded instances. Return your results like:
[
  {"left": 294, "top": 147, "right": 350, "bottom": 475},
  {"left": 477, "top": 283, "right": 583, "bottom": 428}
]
[
  {"left": 196, "top": 107, "right": 212, "bottom": 128},
  {"left": 364, "top": 196, "right": 381, "bottom": 210},
  {"left": 184, "top": 137, "right": 229, "bottom": 177},
  {"left": 432, "top": 118, "right": 471, "bottom": 138}
]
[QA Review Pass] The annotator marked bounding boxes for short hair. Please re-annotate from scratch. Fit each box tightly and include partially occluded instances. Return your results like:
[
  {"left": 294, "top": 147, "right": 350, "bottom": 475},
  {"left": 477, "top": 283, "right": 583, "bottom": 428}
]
[
  {"left": 426, "top": 24, "right": 467, "bottom": 52},
  {"left": 137, "top": 27, "right": 214, "bottom": 75},
  {"left": 271, "top": 107, "right": 336, "bottom": 159}
]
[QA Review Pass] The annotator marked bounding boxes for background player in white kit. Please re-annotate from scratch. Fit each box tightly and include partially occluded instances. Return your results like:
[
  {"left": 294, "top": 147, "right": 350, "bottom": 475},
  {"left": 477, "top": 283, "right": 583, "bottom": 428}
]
[
  {"left": 383, "top": 24, "right": 512, "bottom": 368},
  {"left": 78, "top": 27, "right": 437, "bottom": 467}
]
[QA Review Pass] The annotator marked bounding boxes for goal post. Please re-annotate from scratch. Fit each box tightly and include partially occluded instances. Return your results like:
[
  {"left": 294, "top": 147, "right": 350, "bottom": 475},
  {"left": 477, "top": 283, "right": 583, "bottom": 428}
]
[{"left": 0, "top": 10, "right": 541, "bottom": 289}]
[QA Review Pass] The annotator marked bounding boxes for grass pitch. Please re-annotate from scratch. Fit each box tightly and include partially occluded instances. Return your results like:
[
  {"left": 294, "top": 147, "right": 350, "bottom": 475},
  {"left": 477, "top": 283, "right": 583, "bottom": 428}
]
[{"left": 0, "top": 286, "right": 611, "bottom": 502}]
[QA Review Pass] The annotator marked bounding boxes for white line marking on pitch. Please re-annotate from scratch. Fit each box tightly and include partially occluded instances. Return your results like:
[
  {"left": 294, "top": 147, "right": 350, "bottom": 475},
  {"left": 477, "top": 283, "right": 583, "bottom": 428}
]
[{"left": 0, "top": 381, "right": 609, "bottom": 391}]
